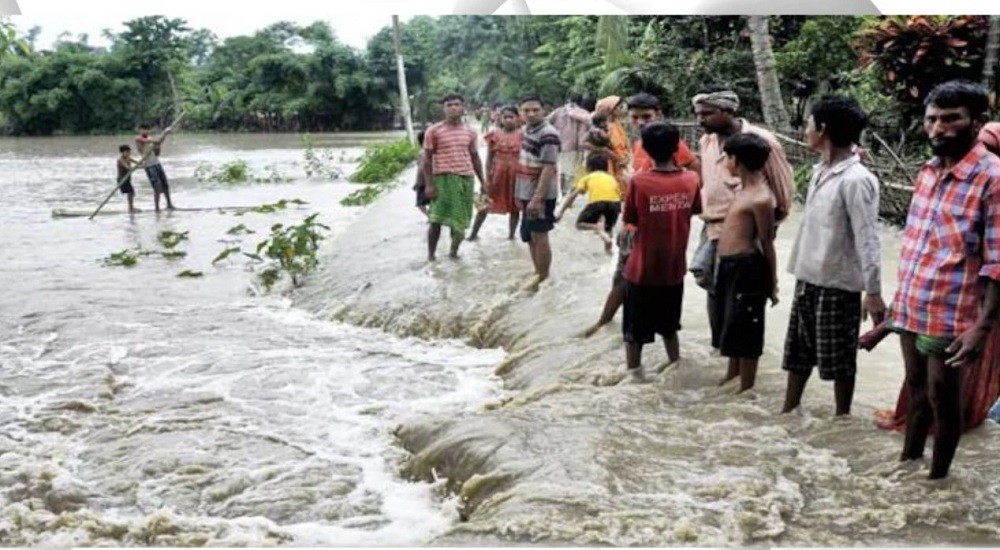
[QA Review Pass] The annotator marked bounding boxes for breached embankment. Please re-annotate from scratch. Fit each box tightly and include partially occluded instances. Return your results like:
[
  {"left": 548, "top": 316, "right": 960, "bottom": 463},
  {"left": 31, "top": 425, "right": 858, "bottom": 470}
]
[{"left": 295, "top": 169, "right": 1000, "bottom": 547}]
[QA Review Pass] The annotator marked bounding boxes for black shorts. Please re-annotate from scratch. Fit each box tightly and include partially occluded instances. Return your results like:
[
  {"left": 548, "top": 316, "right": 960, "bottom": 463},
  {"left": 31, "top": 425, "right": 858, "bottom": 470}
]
[
  {"left": 622, "top": 281, "right": 684, "bottom": 345},
  {"left": 782, "top": 280, "right": 862, "bottom": 380},
  {"left": 577, "top": 201, "right": 620, "bottom": 233},
  {"left": 145, "top": 164, "right": 169, "bottom": 193},
  {"left": 119, "top": 179, "right": 134, "bottom": 195},
  {"left": 714, "top": 251, "right": 769, "bottom": 359},
  {"left": 519, "top": 198, "right": 557, "bottom": 243},
  {"left": 415, "top": 184, "right": 430, "bottom": 207}
]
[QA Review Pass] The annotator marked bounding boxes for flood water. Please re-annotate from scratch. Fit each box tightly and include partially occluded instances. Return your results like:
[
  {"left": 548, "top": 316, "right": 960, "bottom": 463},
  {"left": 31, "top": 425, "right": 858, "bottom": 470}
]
[
  {"left": 0, "top": 133, "right": 506, "bottom": 546},
  {"left": 2, "top": 132, "right": 999, "bottom": 547}
]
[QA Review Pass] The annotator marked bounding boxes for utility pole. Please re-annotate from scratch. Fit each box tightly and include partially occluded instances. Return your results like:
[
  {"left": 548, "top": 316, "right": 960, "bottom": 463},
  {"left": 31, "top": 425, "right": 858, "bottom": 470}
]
[{"left": 392, "top": 15, "right": 415, "bottom": 144}]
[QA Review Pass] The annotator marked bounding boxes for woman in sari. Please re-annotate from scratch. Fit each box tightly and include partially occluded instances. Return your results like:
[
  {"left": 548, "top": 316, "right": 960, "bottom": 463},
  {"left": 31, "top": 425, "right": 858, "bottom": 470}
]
[{"left": 873, "top": 122, "right": 1000, "bottom": 432}]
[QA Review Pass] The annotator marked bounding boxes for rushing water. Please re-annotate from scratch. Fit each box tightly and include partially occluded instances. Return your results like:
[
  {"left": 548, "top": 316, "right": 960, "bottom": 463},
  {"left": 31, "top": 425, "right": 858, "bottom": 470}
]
[
  {"left": 3, "top": 132, "right": 1000, "bottom": 547},
  {"left": 296, "top": 162, "right": 1000, "bottom": 547},
  {"left": 0, "top": 133, "right": 507, "bottom": 546}
]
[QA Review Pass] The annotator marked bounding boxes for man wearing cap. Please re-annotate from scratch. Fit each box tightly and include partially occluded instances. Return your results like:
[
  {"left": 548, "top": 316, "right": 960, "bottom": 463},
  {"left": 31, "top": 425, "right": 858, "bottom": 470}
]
[{"left": 690, "top": 85, "right": 795, "bottom": 351}]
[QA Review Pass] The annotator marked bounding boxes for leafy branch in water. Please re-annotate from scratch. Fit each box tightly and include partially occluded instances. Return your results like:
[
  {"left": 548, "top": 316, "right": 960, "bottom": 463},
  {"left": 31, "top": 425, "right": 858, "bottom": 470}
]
[
  {"left": 158, "top": 230, "right": 189, "bottom": 250},
  {"left": 194, "top": 159, "right": 292, "bottom": 184},
  {"left": 234, "top": 198, "right": 309, "bottom": 216},
  {"left": 340, "top": 139, "right": 420, "bottom": 207},
  {"left": 177, "top": 270, "right": 203, "bottom": 278},
  {"left": 241, "top": 213, "right": 330, "bottom": 292},
  {"left": 226, "top": 224, "right": 255, "bottom": 235},
  {"left": 302, "top": 133, "right": 345, "bottom": 180},
  {"left": 103, "top": 249, "right": 140, "bottom": 267}
]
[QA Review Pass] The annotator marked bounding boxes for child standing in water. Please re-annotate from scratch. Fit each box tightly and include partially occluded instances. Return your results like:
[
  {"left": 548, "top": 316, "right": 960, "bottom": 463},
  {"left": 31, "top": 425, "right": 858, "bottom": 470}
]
[
  {"left": 621, "top": 122, "right": 702, "bottom": 382},
  {"left": 117, "top": 144, "right": 139, "bottom": 213},
  {"left": 714, "top": 133, "right": 779, "bottom": 393}
]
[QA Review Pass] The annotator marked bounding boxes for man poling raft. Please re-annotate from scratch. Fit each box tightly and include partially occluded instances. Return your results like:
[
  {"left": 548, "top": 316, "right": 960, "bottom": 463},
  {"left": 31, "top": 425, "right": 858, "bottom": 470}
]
[{"left": 88, "top": 110, "right": 186, "bottom": 220}]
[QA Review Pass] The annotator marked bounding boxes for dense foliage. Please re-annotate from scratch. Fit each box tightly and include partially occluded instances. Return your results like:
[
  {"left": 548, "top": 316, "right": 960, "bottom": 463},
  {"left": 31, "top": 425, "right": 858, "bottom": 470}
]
[{"left": 2, "top": 15, "right": 997, "bottom": 152}]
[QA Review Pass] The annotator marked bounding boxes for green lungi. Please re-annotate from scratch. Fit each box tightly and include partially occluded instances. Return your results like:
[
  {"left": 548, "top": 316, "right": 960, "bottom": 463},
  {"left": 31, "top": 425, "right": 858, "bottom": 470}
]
[{"left": 428, "top": 173, "right": 474, "bottom": 236}]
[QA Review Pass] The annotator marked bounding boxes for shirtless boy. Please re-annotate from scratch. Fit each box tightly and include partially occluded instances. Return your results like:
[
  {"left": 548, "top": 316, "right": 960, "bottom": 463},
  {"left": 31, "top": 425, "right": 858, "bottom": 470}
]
[{"left": 715, "top": 133, "right": 779, "bottom": 392}]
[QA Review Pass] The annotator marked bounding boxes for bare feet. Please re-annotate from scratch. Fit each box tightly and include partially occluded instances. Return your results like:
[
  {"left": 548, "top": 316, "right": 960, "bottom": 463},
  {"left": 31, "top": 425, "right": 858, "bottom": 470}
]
[
  {"left": 717, "top": 373, "right": 739, "bottom": 386},
  {"left": 582, "top": 323, "right": 604, "bottom": 338},
  {"left": 428, "top": 254, "right": 437, "bottom": 262},
  {"left": 449, "top": 252, "right": 461, "bottom": 260},
  {"left": 521, "top": 275, "right": 542, "bottom": 292},
  {"left": 625, "top": 367, "right": 651, "bottom": 384}
]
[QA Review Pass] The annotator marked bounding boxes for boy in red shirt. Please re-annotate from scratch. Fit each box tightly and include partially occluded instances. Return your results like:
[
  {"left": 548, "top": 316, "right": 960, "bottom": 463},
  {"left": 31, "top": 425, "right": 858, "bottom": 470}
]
[{"left": 621, "top": 122, "right": 702, "bottom": 382}]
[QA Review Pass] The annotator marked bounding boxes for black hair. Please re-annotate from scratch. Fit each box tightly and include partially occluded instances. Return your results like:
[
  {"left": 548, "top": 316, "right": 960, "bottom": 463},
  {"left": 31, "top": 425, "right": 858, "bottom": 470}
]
[
  {"left": 441, "top": 92, "right": 464, "bottom": 104},
  {"left": 137, "top": 123, "right": 151, "bottom": 129},
  {"left": 722, "top": 133, "right": 771, "bottom": 172},
  {"left": 119, "top": 144, "right": 131, "bottom": 153},
  {"left": 416, "top": 130, "right": 425, "bottom": 146},
  {"left": 626, "top": 92, "right": 660, "bottom": 111},
  {"left": 586, "top": 153, "right": 609, "bottom": 172},
  {"left": 580, "top": 97, "right": 597, "bottom": 112},
  {"left": 810, "top": 96, "right": 868, "bottom": 148},
  {"left": 639, "top": 122, "right": 680, "bottom": 163},
  {"left": 924, "top": 79, "right": 990, "bottom": 119},
  {"left": 591, "top": 112, "right": 608, "bottom": 126},
  {"left": 500, "top": 105, "right": 519, "bottom": 116},
  {"left": 518, "top": 94, "right": 544, "bottom": 107}
]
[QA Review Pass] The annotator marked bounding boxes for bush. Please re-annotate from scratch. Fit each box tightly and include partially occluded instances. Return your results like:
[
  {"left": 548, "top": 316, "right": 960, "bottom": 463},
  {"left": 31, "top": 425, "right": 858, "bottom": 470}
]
[
  {"left": 341, "top": 138, "right": 421, "bottom": 207},
  {"left": 348, "top": 139, "right": 420, "bottom": 184}
]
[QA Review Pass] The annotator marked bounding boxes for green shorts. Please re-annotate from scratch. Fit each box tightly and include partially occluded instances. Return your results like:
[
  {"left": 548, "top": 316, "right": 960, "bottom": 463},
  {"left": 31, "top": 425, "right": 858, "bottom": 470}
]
[{"left": 889, "top": 324, "right": 953, "bottom": 360}]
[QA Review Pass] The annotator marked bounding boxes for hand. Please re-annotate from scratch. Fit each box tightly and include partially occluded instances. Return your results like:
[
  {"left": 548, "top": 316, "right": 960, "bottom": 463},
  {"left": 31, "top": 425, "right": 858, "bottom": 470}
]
[
  {"left": 527, "top": 197, "right": 542, "bottom": 219},
  {"left": 769, "top": 289, "right": 780, "bottom": 307},
  {"left": 945, "top": 325, "right": 990, "bottom": 367},
  {"left": 862, "top": 293, "right": 887, "bottom": 325},
  {"left": 554, "top": 212, "right": 563, "bottom": 223},
  {"left": 425, "top": 185, "right": 437, "bottom": 201}
]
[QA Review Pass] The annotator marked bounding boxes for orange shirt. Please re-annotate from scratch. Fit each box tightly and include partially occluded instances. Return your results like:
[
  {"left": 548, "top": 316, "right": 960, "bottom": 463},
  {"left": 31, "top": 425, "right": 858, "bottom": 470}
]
[{"left": 632, "top": 138, "right": 696, "bottom": 173}]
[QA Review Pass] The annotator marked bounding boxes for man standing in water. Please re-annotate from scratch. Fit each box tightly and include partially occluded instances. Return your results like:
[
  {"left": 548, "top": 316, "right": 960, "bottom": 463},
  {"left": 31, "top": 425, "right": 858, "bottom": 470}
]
[
  {"left": 889, "top": 80, "right": 1000, "bottom": 479},
  {"left": 424, "top": 93, "right": 487, "bottom": 261},
  {"left": 135, "top": 123, "right": 176, "bottom": 212},
  {"left": 690, "top": 86, "right": 794, "bottom": 349},
  {"left": 515, "top": 95, "right": 561, "bottom": 292},
  {"left": 546, "top": 93, "right": 591, "bottom": 195},
  {"left": 781, "top": 97, "right": 885, "bottom": 416}
]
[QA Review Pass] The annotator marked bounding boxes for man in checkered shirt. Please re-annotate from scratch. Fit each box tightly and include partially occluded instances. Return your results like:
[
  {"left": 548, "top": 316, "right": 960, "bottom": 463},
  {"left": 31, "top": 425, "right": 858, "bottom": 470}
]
[{"left": 890, "top": 80, "right": 1000, "bottom": 480}]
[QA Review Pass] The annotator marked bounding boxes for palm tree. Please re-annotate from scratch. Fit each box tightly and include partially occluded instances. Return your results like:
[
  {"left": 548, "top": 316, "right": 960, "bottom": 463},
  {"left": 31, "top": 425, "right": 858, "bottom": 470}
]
[
  {"left": 747, "top": 16, "right": 792, "bottom": 133},
  {"left": 392, "top": 15, "right": 415, "bottom": 143}
]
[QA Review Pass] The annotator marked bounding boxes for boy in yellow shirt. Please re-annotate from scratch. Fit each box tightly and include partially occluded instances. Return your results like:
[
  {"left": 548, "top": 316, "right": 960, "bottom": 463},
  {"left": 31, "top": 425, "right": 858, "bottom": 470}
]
[{"left": 555, "top": 154, "right": 622, "bottom": 253}]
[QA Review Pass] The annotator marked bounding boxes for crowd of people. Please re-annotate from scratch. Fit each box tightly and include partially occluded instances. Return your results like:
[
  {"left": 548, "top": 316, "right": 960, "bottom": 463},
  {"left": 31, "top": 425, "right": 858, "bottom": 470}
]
[{"left": 417, "top": 79, "right": 1000, "bottom": 481}]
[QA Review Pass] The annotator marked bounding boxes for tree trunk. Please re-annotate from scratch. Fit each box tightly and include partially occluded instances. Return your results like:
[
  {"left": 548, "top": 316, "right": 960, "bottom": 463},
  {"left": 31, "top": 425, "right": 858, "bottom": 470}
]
[
  {"left": 392, "top": 15, "right": 415, "bottom": 144},
  {"left": 983, "top": 15, "right": 1000, "bottom": 107},
  {"left": 747, "top": 16, "right": 793, "bottom": 134}
]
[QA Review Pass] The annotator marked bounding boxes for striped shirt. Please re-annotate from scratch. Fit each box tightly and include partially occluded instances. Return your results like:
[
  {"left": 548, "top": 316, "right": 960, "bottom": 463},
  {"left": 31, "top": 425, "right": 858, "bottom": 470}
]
[
  {"left": 424, "top": 121, "right": 478, "bottom": 177},
  {"left": 890, "top": 142, "right": 1000, "bottom": 337},
  {"left": 515, "top": 120, "right": 561, "bottom": 201}
]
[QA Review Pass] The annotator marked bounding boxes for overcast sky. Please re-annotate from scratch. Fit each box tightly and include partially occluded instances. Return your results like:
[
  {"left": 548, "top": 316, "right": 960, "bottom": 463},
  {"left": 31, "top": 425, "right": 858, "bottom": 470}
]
[{"left": 9, "top": 14, "right": 416, "bottom": 52}]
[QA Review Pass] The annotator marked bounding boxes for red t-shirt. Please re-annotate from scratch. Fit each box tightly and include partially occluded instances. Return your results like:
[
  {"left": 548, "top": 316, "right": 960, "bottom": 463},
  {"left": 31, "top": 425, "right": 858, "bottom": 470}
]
[
  {"left": 632, "top": 138, "right": 696, "bottom": 173},
  {"left": 622, "top": 169, "right": 702, "bottom": 286}
]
